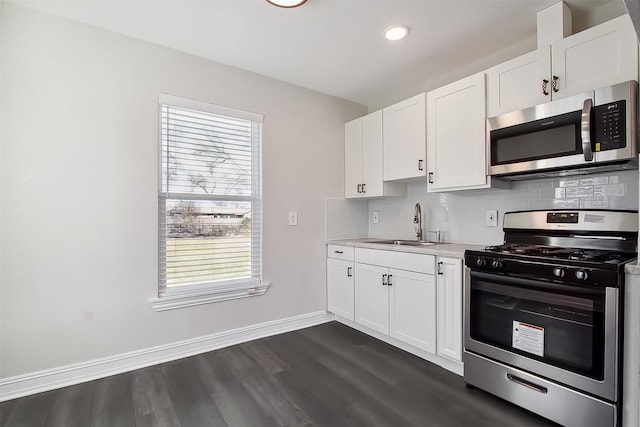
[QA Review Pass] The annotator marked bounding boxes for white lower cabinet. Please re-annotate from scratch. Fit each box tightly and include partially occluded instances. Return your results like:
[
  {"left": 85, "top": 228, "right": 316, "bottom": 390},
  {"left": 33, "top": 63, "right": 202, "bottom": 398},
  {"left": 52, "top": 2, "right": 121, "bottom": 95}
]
[
  {"left": 389, "top": 268, "right": 436, "bottom": 353},
  {"left": 327, "top": 245, "right": 355, "bottom": 321},
  {"left": 354, "top": 263, "right": 390, "bottom": 333},
  {"left": 327, "top": 258, "right": 355, "bottom": 321},
  {"left": 354, "top": 248, "right": 437, "bottom": 354},
  {"left": 436, "top": 257, "right": 463, "bottom": 362},
  {"left": 328, "top": 245, "right": 464, "bottom": 373}
]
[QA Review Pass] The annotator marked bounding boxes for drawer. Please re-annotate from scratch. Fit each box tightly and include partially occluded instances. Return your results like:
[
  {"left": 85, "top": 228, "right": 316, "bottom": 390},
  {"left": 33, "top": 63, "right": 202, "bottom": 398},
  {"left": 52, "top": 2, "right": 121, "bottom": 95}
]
[
  {"left": 327, "top": 244, "right": 354, "bottom": 261},
  {"left": 463, "top": 351, "right": 615, "bottom": 427},
  {"left": 355, "top": 248, "right": 435, "bottom": 274}
]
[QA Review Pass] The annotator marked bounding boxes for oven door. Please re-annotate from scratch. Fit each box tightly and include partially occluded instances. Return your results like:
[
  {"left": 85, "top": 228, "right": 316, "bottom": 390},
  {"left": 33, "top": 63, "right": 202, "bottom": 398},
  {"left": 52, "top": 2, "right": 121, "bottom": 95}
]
[{"left": 464, "top": 270, "right": 619, "bottom": 401}]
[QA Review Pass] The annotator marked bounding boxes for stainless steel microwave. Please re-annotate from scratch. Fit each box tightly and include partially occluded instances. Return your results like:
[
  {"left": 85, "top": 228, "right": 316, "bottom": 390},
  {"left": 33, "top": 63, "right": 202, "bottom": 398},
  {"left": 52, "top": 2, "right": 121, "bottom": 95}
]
[{"left": 488, "top": 80, "right": 638, "bottom": 180}]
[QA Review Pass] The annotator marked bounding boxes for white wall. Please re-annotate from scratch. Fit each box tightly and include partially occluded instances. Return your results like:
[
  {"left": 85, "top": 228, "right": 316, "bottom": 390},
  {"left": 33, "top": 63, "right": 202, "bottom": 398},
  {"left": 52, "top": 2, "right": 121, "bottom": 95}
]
[
  {"left": 0, "top": 3, "right": 366, "bottom": 378},
  {"left": 368, "top": 171, "right": 640, "bottom": 245}
]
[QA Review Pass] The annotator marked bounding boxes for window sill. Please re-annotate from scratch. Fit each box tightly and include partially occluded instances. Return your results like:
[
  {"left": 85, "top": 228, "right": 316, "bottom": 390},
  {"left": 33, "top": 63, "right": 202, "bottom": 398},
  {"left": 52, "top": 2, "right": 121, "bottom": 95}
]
[{"left": 149, "top": 281, "right": 271, "bottom": 312}]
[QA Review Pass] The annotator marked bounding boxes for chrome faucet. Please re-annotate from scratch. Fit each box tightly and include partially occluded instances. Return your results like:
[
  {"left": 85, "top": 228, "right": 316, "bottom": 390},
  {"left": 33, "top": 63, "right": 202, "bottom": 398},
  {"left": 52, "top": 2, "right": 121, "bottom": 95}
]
[{"left": 413, "top": 203, "right": 422, "bottom": 242}]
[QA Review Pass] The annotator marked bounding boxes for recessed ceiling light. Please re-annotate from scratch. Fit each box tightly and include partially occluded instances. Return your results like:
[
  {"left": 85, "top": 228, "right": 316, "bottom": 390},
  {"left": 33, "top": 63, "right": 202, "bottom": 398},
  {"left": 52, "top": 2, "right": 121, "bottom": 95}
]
[
  {"left": 266, "top": 0, "right": 308, "bottom": 8},
  {"left": 385, "top": 25, "right": 410, "bottom": 41}
]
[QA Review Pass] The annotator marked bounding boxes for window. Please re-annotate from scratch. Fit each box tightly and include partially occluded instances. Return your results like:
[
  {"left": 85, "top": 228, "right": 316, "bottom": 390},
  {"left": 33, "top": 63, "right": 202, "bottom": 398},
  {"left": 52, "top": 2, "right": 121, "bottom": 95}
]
[{"left": 151, "top": 94, "right": 267, "bottom": 311}]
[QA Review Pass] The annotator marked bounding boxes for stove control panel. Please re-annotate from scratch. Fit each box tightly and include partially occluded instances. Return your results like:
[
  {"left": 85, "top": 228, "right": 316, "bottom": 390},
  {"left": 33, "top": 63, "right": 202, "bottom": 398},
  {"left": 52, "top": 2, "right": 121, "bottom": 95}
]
[{"left": 464, "top": 253, "right": 619, "bottom": 287}]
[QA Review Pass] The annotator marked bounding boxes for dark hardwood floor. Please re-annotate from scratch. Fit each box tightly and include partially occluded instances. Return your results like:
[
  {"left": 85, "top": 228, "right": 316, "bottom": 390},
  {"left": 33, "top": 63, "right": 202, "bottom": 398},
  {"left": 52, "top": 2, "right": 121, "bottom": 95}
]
[{"left": 0, "top": 321, "right": 558, "bottom": 427}]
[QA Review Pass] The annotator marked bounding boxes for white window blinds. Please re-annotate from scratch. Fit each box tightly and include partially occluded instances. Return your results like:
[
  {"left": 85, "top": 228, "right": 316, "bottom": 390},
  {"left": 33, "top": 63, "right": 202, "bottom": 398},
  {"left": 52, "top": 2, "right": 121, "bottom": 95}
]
[{"left": 158, "top": 94, "right": 263, "bottom": 293}]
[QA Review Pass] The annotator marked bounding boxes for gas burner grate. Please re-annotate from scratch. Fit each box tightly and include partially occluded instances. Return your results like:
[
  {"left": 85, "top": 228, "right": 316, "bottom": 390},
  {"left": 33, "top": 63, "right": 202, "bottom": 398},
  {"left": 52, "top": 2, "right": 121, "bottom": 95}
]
[{"left": 483, "top": 244, "right": 633, "bottom": 264}]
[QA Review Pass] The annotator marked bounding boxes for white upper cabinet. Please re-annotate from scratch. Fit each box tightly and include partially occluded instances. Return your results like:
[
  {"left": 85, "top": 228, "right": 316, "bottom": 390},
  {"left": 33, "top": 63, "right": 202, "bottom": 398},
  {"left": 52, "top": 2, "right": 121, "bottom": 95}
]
[
  {"left": 344, "top": 117, "right": 364, "bottom": 199},
  {"left": 345, "top": 110, "right": 405, "bottom": 199},
  {"left": 552, "top": 15, "right": 638, "bottom": 99},
  {"left": 383, "top": 93, "right": 426, "bottom": 181},
  {"left": 487, "top": 15, "right": 638, "bottom": 117},
  {"left": 426, "top": 72, "right": 490, "bottom": 192},
  {"left": 486, "top": 49, "right": 551, "bottom": 118}
]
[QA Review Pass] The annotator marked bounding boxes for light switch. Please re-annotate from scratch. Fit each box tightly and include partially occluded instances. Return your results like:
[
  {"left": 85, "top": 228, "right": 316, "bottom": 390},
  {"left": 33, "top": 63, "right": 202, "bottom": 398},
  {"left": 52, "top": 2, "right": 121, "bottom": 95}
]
[
  {"left": 372, "top": 211, "right": 379, "bottom": 224},
  {"left": 288, "top": 211, "right": 298, "bottom": 226}
]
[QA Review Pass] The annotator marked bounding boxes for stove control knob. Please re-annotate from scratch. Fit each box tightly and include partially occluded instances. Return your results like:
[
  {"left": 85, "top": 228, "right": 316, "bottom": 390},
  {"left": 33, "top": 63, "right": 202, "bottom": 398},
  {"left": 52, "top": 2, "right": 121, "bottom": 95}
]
[
  {"left": 476, "top": 258, "right": 487, "bottom": 268},
  {"left": 553, "top": 267, "right": 566, "bottom": 278},
  {"left": 575, "top": 270, "right": 589, "bottom": 281},
  {"left": 491, "top": 259, "right": 503, "bottom": 270}
]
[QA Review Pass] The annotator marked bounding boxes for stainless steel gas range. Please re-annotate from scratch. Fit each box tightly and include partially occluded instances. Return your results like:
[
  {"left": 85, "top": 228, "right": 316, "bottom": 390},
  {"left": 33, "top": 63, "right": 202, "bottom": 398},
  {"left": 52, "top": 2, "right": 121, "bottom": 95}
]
[{"left": 463, "top": 210, "right": 638, "bottom": 427}]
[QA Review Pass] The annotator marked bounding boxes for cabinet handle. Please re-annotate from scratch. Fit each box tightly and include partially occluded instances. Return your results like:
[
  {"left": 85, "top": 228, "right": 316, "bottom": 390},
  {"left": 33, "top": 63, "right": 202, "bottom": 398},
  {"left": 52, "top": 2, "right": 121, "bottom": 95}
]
[
  {"left": 552, "top": 75, "right": 559, "bottom": 93},
  {"left": 357, "top": 184, "right": 362, "bottom": 193},
  {"left": 347, "top": 266, "right": 352, "bottom": 277},
  {"left": 362, "top": 183, "right": 366, "bottom": 193},
  {"left": 437, "top": 261, "right": 443, "bottom": 275},
  {"left": 387, "top": 274, "right": 393, "bottom": 286},
  {"left": 418, "top": 159, "right": 424, "bottom": 171},
  {"left": 428, "top": 172, "right": 434, "bottom": 184},
  {"left": 542, "top": 79, "right": 549, "bottom": 96},
  {"left": 382, "top": 274, "right": 388, "bottom": 286},
  {"left": 334, "top": 250, "right": 343, "bottom": 254}
]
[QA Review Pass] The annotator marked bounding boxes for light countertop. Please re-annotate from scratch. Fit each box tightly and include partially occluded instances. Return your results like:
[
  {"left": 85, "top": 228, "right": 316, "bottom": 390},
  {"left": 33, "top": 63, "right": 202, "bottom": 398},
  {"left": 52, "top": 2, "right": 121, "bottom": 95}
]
[
  {"left": 326, "top": 238, "right": 486, "bottom": 259},
  {"left": 328, "top": 239, "right": 640, "bottom": 275}
]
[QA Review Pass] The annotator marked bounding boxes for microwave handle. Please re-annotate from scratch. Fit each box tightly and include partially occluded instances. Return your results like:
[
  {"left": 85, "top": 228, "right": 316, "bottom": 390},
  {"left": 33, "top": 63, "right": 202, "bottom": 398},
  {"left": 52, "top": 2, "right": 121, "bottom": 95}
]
[{"left": 581, "top": 98, "right": 594, "bottom": 161}]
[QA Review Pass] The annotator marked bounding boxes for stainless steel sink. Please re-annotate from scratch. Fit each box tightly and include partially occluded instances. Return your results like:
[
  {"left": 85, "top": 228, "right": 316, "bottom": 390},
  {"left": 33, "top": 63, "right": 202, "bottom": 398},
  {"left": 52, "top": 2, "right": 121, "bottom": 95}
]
[{"left": 363, "top": 239, "right": 436, "bottom": 246}]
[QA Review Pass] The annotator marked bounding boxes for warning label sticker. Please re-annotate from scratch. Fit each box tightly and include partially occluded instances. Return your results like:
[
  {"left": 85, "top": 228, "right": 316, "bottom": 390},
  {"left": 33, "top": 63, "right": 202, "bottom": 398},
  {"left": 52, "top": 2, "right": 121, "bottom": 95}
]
[{"left": 512, "top": 321, "right": 544, "bottom": 357}]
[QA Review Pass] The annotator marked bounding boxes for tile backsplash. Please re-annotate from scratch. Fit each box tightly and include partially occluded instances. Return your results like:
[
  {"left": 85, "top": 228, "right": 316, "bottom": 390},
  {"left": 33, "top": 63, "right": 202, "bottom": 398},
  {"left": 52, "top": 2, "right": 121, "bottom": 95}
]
[{"left": 366, "top": 170, "right": 639, "bottom": 246}]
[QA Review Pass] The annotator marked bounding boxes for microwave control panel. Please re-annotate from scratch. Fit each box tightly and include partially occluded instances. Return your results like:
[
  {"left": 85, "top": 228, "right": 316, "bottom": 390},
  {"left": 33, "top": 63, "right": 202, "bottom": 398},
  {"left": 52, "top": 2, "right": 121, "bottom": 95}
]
[{"left": 593, "top": 100, "right": 626, "bottom": 151}]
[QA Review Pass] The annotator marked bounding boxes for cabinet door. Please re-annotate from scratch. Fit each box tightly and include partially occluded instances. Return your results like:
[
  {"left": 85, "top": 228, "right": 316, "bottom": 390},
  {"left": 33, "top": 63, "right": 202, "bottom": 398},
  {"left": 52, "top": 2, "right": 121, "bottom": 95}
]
[
  {"left": 426, "top": 72, "right": 488, "bottom": 191},
  {"left": 355, "top": 263, "right": 389, "bottom": 334},
  {"left": 436, "top": 258, "right": 463, "bottom": 362},
  {"left": 344, "top": 117, "right": 363, "bottom": 199},
  {"left": 552, "top": 15, "right": 638, "bottom": 100},
  {"left": 389, "top": 268, "right": 436, "bottom": 354},
  {"left": 327, "top": 258, "right": 354, "bottom": 321},
  {"left": 486, "top": 48, "right": 551, "bottom": 117},
  {"left": 361, "top": 110, "right": 384, "bottom": 197},
  {"left": 383, "top": 93, "right": 426, "bottom": 181}
]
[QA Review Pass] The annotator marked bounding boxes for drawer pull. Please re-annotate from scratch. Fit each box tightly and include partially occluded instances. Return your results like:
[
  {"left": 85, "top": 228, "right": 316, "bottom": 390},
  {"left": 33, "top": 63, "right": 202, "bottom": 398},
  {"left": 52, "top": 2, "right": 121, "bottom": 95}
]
[
  {"left": 334, "top": 250, "right": 344, "bottom": 254},
  {"left": 387, "top": 274, "right": 393, "bottom": 286},
  {"left": 506, "top": 373, "right": 548, "bottom": 394},
  {"left": 382, "top": 274, "right": 388, "bottom": 286},
  {"left": 347, "top": 267, "right": 352, "bottom": 277},
  {"left": 437, "top": 261, "right": 443, "bottom": 275}
]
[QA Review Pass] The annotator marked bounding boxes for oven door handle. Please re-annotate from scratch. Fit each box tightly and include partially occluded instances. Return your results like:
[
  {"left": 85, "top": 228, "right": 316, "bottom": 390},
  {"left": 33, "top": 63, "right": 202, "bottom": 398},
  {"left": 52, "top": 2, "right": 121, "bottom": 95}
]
[{"left": 470, "top": 270, "right": 604, "bottom": 297}]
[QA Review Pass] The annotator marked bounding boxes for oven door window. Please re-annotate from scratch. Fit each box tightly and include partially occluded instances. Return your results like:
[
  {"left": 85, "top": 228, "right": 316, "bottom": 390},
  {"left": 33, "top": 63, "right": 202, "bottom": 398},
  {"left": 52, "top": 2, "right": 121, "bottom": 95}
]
[
  {"left": 490, "top": 110, "right": 582, "bottom": 165},
  {"left": 469, "top": 273, "right": 605, "bottom": 380}
]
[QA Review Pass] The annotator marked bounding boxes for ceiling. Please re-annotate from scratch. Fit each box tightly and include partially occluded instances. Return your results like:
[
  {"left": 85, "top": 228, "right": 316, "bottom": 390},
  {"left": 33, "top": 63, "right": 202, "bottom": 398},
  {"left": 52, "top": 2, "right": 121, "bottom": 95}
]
[{"left": 9, "top": 0, "right": 625, "bottom": 107}]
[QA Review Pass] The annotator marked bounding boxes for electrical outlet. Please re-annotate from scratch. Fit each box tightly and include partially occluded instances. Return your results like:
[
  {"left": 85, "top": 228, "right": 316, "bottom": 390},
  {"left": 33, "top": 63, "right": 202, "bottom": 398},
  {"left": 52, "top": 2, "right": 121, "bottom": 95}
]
[
  {"left": 288, "top": 211, "right": 298, "bottom": 226},
  {"left": 372, "top": 211, "right": 379, "bottom": 224},
  {"left": 486, "top": 209, "right": 498, "bottom": 227}
]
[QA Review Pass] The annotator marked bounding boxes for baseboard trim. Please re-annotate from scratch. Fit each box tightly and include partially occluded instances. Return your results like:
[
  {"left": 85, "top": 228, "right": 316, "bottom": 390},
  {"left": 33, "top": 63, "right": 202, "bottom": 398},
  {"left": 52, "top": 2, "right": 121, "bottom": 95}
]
[{"left": 0, "top": 310, "right": 334, "bottom": 402}]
